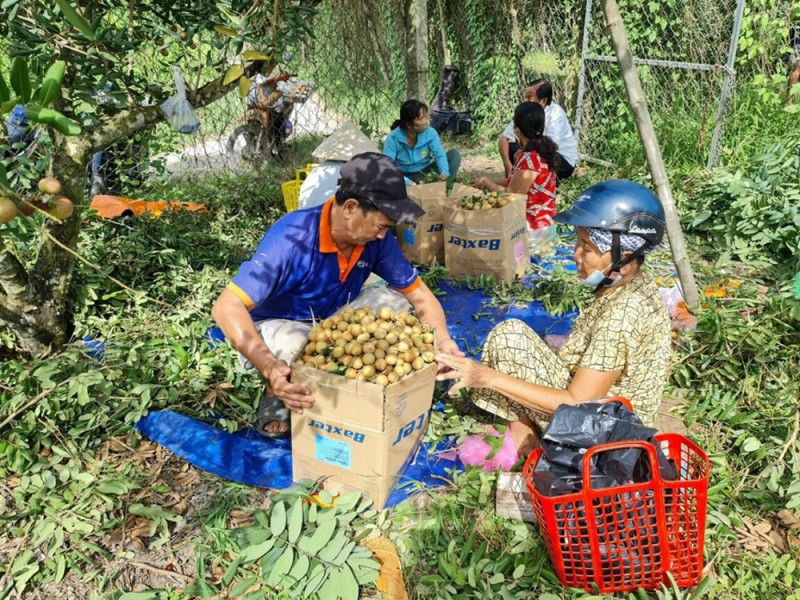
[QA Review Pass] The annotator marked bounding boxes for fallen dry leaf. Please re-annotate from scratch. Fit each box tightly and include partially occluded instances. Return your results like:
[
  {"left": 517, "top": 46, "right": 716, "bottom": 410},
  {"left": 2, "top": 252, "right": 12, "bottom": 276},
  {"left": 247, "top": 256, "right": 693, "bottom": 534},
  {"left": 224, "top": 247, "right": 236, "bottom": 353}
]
[
  {"left": 365, "top": 535, "right": 408, "bottom": 600},
  {"left": 778, "top": 509, "right": 800, "bottom": 531},
  {"left": 734, "top": 516, "right": 788, "bottom": 553},
  {"left": 228, "top": 510, "right": 253, "bottom": 529}
]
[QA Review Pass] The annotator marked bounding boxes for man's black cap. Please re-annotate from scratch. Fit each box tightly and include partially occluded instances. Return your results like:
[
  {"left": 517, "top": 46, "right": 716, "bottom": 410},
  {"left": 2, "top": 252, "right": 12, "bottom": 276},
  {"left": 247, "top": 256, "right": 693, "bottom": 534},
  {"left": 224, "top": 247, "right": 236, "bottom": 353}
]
[{"left": 338, "top": 152, "right": 425, "bottom": 223}]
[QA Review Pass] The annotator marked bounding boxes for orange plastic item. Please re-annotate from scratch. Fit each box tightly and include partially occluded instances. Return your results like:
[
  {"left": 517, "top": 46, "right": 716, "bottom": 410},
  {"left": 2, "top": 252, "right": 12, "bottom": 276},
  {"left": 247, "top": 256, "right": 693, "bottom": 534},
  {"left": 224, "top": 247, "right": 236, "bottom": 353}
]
[
  {"left": 522, "top": 432, "right": 709, "bottom": 593},
  {"left": 703, "top": 277, "right": 742, "bottom": 299},
  {"left": 90, "top": 195, "right": 207, "bottom": 219}
]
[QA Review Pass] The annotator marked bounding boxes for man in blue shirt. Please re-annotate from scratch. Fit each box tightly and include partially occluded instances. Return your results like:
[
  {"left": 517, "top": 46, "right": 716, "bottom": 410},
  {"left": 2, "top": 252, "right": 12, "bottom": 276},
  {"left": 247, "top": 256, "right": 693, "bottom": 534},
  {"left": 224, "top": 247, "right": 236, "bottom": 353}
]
[{"left": 212, "top": 152, "right": 462, "bottom": 437}]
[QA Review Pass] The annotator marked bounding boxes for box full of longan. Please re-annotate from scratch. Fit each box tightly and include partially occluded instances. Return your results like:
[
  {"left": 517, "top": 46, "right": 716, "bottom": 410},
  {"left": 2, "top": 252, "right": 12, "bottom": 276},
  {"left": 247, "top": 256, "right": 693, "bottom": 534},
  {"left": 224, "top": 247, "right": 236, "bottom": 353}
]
[
  {"left": 397, "top": 182, "right": 481, "bottom": 266},
  {"left": 442, "top": 191, "right": 530, "bottom": 283},
  {"left": 290, "top": 305, "right": 438, "bottom": 509}
]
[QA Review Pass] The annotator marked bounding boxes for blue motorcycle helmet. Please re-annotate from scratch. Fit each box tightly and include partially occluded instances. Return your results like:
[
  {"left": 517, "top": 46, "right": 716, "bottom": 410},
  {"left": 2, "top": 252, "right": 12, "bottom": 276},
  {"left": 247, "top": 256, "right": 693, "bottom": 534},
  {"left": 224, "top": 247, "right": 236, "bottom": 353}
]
[{"left": 555, "top": 180, "right": 667, "bottom": 291}]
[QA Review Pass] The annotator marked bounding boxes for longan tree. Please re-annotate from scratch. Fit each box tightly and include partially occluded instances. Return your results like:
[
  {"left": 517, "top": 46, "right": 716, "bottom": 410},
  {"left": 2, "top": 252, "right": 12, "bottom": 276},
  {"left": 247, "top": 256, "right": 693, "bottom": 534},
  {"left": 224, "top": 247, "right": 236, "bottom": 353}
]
[{"left": 0, "top": 0, "right": 316, "bottom": 355}]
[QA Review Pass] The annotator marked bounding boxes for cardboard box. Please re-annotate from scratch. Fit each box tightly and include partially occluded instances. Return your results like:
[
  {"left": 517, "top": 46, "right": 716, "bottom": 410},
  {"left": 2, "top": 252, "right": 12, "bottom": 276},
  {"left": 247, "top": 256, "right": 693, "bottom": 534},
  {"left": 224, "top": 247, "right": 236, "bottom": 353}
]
[
  {"left": 442, "top": 193, "right": 530, "bottom": 283},
  {"left": 291, "top": 362, "right": 436, "bottom": 509},
  {"left": 398, "top": 182, "right": 478, "bottom": 266}
]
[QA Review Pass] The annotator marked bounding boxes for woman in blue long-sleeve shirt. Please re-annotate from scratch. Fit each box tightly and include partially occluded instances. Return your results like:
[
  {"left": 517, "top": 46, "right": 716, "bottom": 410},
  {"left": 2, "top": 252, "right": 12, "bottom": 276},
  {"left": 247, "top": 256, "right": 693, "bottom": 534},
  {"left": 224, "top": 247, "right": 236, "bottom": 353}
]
[{"left": 383, "top": 99, "right": 461, "bottom": 183}]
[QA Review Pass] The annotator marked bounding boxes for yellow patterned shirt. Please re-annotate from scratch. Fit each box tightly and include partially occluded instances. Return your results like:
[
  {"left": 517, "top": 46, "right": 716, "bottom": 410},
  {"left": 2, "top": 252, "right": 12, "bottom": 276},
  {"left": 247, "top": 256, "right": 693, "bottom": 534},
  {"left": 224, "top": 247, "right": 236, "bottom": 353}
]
[{"left": 558, "top": 271, "right": 672, "bottom": 425}]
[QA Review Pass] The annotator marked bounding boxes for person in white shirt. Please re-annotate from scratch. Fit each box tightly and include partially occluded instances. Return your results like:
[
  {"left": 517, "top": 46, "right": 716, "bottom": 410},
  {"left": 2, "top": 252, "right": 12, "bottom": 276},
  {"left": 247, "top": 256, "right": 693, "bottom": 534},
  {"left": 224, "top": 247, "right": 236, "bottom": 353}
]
[
  {"left": 498, "top": 79, "right": 579, "bottom": 181},
  {"left": 298, "top": 122, "right": 380, "bottom": 210}
]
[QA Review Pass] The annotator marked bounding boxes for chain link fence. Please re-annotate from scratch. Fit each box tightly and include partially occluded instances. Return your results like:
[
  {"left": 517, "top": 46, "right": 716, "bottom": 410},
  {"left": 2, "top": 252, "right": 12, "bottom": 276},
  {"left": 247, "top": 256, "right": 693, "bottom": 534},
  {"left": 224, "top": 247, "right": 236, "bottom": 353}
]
[{"left": 575, "top": 0, "right": 742, "bottom": 168}]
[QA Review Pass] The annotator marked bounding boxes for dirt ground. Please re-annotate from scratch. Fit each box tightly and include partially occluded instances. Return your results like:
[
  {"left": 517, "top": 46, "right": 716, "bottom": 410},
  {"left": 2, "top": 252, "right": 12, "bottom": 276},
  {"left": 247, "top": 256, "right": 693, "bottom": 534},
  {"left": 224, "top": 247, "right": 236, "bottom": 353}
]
[{"left": 459, "top": 153, "right": 500, "bottom": 181}]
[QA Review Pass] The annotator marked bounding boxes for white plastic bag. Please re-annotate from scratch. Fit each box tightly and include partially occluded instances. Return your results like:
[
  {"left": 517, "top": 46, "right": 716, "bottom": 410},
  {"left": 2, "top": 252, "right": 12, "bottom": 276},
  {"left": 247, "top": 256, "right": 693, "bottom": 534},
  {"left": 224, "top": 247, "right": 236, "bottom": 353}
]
[
  {"left": 160, "top": 66, "right": 200, "bottom": 135},
  {"left": 529, "top": 224, "right": 558, "bottom": 257}
]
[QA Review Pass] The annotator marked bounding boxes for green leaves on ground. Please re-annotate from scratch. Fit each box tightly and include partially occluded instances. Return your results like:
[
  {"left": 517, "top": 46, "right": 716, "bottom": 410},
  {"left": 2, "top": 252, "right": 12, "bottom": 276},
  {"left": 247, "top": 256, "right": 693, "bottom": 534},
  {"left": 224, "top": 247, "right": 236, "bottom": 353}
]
[
  {"left": 390, "top": 468, "right": 558, "bottom": 599},
  {"left": 219, "top": 486, "right": 379, "bottom": 598}
]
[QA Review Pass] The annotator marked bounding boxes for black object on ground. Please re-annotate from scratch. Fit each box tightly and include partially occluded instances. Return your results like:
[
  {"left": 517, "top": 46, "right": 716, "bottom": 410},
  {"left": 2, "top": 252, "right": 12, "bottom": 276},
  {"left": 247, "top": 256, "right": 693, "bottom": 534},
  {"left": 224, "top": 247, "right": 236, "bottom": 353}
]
[{"left": 429, "top": 65, "right": 474, "bottom": 136}]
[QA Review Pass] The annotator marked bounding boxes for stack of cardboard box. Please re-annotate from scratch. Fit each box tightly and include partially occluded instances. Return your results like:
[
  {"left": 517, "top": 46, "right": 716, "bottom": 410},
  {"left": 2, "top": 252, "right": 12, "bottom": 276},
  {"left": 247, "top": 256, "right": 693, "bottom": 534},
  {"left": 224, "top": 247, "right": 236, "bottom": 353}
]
[
  {"left": 398, "top": 182, "right": 530, "bottom": 283},
  {"left": 396, "top": 182, "right": 468, "bottom": 266}
]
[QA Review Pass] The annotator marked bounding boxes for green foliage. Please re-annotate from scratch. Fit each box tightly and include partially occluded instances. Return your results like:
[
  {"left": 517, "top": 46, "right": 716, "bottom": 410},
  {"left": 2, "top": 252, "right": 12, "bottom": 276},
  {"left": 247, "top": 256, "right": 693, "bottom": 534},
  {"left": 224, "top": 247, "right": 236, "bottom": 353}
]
[
  {"left": 460, "top": 0, "right": 520, "bottom": 136},
  {"left": 681, "top": 132, "right": 800, "bottom": 271},
  {"left": 671, "top": 282, "right": 800, "bottom": 511},
  {"left": 528, "top": 262, "right": 593, "bottom": 317},
  {"left": 0, "top": 163, "right": 291, "bottom": 595},
  {"left": 179, "top": 484, "right": 381, "bottom": 598},
  {"left": 391, "top": 468, "right": 562, "bottom": 599}
]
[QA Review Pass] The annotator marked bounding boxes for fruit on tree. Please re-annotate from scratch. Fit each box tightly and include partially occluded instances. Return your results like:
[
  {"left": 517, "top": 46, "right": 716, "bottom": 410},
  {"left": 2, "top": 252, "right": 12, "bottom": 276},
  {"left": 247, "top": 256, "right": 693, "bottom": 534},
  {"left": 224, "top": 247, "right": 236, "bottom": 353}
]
[
  {"left": 48, "top": 197, "right": 75, "bottom": 220},
  {"left": 0, "top": 197, "right": 18, "bottom": 223},
  {"left": 38, "top": 177, "right": 62, "bottom": 195}
]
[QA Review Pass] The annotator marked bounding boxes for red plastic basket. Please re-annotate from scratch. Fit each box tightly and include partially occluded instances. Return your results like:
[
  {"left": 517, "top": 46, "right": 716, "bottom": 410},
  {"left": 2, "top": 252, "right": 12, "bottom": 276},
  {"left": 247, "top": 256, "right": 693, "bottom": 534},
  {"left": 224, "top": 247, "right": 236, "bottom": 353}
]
[{"left": 522, "top": 433, "right": 709, "bottom": 593}]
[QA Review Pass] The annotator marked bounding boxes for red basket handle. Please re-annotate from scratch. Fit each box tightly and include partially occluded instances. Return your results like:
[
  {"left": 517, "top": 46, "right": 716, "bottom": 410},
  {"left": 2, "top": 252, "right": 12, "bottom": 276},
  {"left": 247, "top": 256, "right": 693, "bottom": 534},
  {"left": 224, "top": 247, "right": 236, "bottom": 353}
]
[
  {"left": 595, "top": 395, "right": 634, "bottom": 412},
  {"left": 581, "top": 439, "right": 662, "bottom": 492}
]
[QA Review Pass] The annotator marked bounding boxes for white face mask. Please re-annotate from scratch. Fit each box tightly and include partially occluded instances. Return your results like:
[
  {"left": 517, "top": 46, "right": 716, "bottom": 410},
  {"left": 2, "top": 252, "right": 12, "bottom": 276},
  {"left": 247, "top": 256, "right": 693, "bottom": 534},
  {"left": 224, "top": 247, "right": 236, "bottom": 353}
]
[{"left": 579, "top": 263, "right": 622, "bottom": 288}]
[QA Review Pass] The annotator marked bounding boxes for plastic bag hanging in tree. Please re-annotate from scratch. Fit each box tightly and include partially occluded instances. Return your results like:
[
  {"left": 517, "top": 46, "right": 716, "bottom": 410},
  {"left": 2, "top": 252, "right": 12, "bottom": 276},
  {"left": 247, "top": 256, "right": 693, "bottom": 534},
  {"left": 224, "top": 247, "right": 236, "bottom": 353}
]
[{"left": 160, "top": 66, "right": 200, "bottom": 134}]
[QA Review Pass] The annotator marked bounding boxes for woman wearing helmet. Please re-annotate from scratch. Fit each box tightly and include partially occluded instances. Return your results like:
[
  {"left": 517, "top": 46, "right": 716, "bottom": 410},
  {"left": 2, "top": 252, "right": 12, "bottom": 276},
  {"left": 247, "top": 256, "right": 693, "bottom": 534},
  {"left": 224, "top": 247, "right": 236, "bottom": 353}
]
[{"left": 436, "top": 180, "right": 672, "bottom": 455}]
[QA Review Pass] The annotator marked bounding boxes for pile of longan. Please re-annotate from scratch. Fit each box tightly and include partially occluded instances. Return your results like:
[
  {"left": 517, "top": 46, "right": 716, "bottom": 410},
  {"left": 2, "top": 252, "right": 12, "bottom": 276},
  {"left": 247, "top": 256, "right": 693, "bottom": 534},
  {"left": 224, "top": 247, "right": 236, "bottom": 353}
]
[
  {"left": 460, "top": 191, "right": 514, "bottom": 211},
  {"left": 296, "top": 306, "right": 437, "bottom": 386}
]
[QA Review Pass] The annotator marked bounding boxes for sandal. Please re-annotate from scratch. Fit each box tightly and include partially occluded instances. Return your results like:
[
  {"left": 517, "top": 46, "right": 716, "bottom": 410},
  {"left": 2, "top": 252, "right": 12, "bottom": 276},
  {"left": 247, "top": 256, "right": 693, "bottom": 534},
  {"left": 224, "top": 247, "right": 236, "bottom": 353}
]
[{"left": 257, "top": 395, "right": 291, "bottom": 439}]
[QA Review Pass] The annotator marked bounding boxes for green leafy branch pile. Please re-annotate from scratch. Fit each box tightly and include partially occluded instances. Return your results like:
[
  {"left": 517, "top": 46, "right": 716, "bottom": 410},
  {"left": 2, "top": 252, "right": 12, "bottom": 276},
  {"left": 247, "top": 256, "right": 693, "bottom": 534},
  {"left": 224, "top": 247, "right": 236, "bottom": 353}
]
[
  {"left": 390, "top": 468, "right": 556, "bottom": 599},
  {"left": 180, "top": 485, "right": 380, "bottom": 599},
  {"left": 681, "top": 132, "right": 800, "bottom": 272},
  {"left": 526, "top": 263, "right": 592, "bottom": 316}
]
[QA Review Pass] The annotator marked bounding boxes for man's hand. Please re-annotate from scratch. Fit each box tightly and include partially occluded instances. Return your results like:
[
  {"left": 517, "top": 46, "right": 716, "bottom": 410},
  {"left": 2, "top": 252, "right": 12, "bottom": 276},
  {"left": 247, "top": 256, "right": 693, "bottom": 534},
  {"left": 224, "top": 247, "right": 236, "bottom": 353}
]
[
  {"left": 262, "top": 359, "right": 314, "bottom": 414},
  {"left": 503, "top": 160, "right": 514, "bottom": 178},
  {"left": 436, "top": 338, "right": 465, "bottom": 374},
  {"left": 438, "top": 338, "right": 464, "bottom": 357},
  {"left": 439, "top": 173, "right": 448, "bottom": 181},
  {"left": 435, "top": 353, "right": 493, "bottom": 397}
]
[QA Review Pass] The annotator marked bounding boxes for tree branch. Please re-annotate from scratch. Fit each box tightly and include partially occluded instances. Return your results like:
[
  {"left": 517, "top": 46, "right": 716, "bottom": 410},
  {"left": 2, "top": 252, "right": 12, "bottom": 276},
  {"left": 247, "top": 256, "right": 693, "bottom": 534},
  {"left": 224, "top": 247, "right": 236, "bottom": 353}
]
[{"left": 88, "top": 62, "right": 271, "bottom": 153}]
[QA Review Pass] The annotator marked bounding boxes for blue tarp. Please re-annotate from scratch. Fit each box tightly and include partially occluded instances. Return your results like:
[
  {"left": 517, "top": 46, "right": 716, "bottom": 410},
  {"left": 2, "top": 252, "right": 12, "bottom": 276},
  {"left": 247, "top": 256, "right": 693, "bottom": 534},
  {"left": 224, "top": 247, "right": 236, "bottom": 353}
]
[{"left": 134, "top": 410, "right": 461, "bottom": 508}]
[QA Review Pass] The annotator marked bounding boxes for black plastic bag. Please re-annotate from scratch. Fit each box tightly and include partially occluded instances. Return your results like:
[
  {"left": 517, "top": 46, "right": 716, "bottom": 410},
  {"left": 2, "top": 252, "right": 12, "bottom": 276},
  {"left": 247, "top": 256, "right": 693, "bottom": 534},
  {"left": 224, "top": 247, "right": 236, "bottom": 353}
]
[{"left": 533, "top": 401, "right": 677, "bottom": 497}]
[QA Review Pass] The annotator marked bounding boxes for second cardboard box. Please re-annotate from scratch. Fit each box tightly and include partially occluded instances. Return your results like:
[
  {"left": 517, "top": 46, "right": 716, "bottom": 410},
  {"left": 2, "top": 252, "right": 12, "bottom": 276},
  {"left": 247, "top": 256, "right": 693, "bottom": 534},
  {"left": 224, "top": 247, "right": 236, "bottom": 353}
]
[{"left": 443, "top": 192, "right": 530, "bottom": 283}]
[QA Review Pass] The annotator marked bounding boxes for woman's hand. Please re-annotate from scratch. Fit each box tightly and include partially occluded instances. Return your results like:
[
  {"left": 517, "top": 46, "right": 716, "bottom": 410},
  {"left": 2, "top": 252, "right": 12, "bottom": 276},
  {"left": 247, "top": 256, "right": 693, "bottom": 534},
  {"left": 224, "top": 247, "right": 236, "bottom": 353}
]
[
  {"left": 435, "top": 353, "right": 494, "bottom": 396},
  {"left": 473, "top": 176, "right": 490, "bottom": 189}
]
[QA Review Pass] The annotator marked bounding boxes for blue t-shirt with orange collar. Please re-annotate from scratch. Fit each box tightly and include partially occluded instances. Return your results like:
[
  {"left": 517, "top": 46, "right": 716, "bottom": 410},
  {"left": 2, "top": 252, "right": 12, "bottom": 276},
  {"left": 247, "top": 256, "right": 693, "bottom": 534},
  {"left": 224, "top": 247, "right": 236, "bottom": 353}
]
[{"left": 227, "top": 198, "right": 422, "bottom": 322}]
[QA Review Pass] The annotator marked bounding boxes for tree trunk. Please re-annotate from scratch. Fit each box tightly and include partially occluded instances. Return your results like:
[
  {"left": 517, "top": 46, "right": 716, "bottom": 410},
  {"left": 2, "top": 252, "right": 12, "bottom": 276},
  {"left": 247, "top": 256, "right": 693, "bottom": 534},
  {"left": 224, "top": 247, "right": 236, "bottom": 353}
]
[
  {"left": 601, "top": 0, "right": 700, "bottom": 310},
  {"left": 0, "top": 133, "right": 89, "bottom": 356},
  {"left": 404, "top": 0, "right": 429, "bottom": 101}
]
